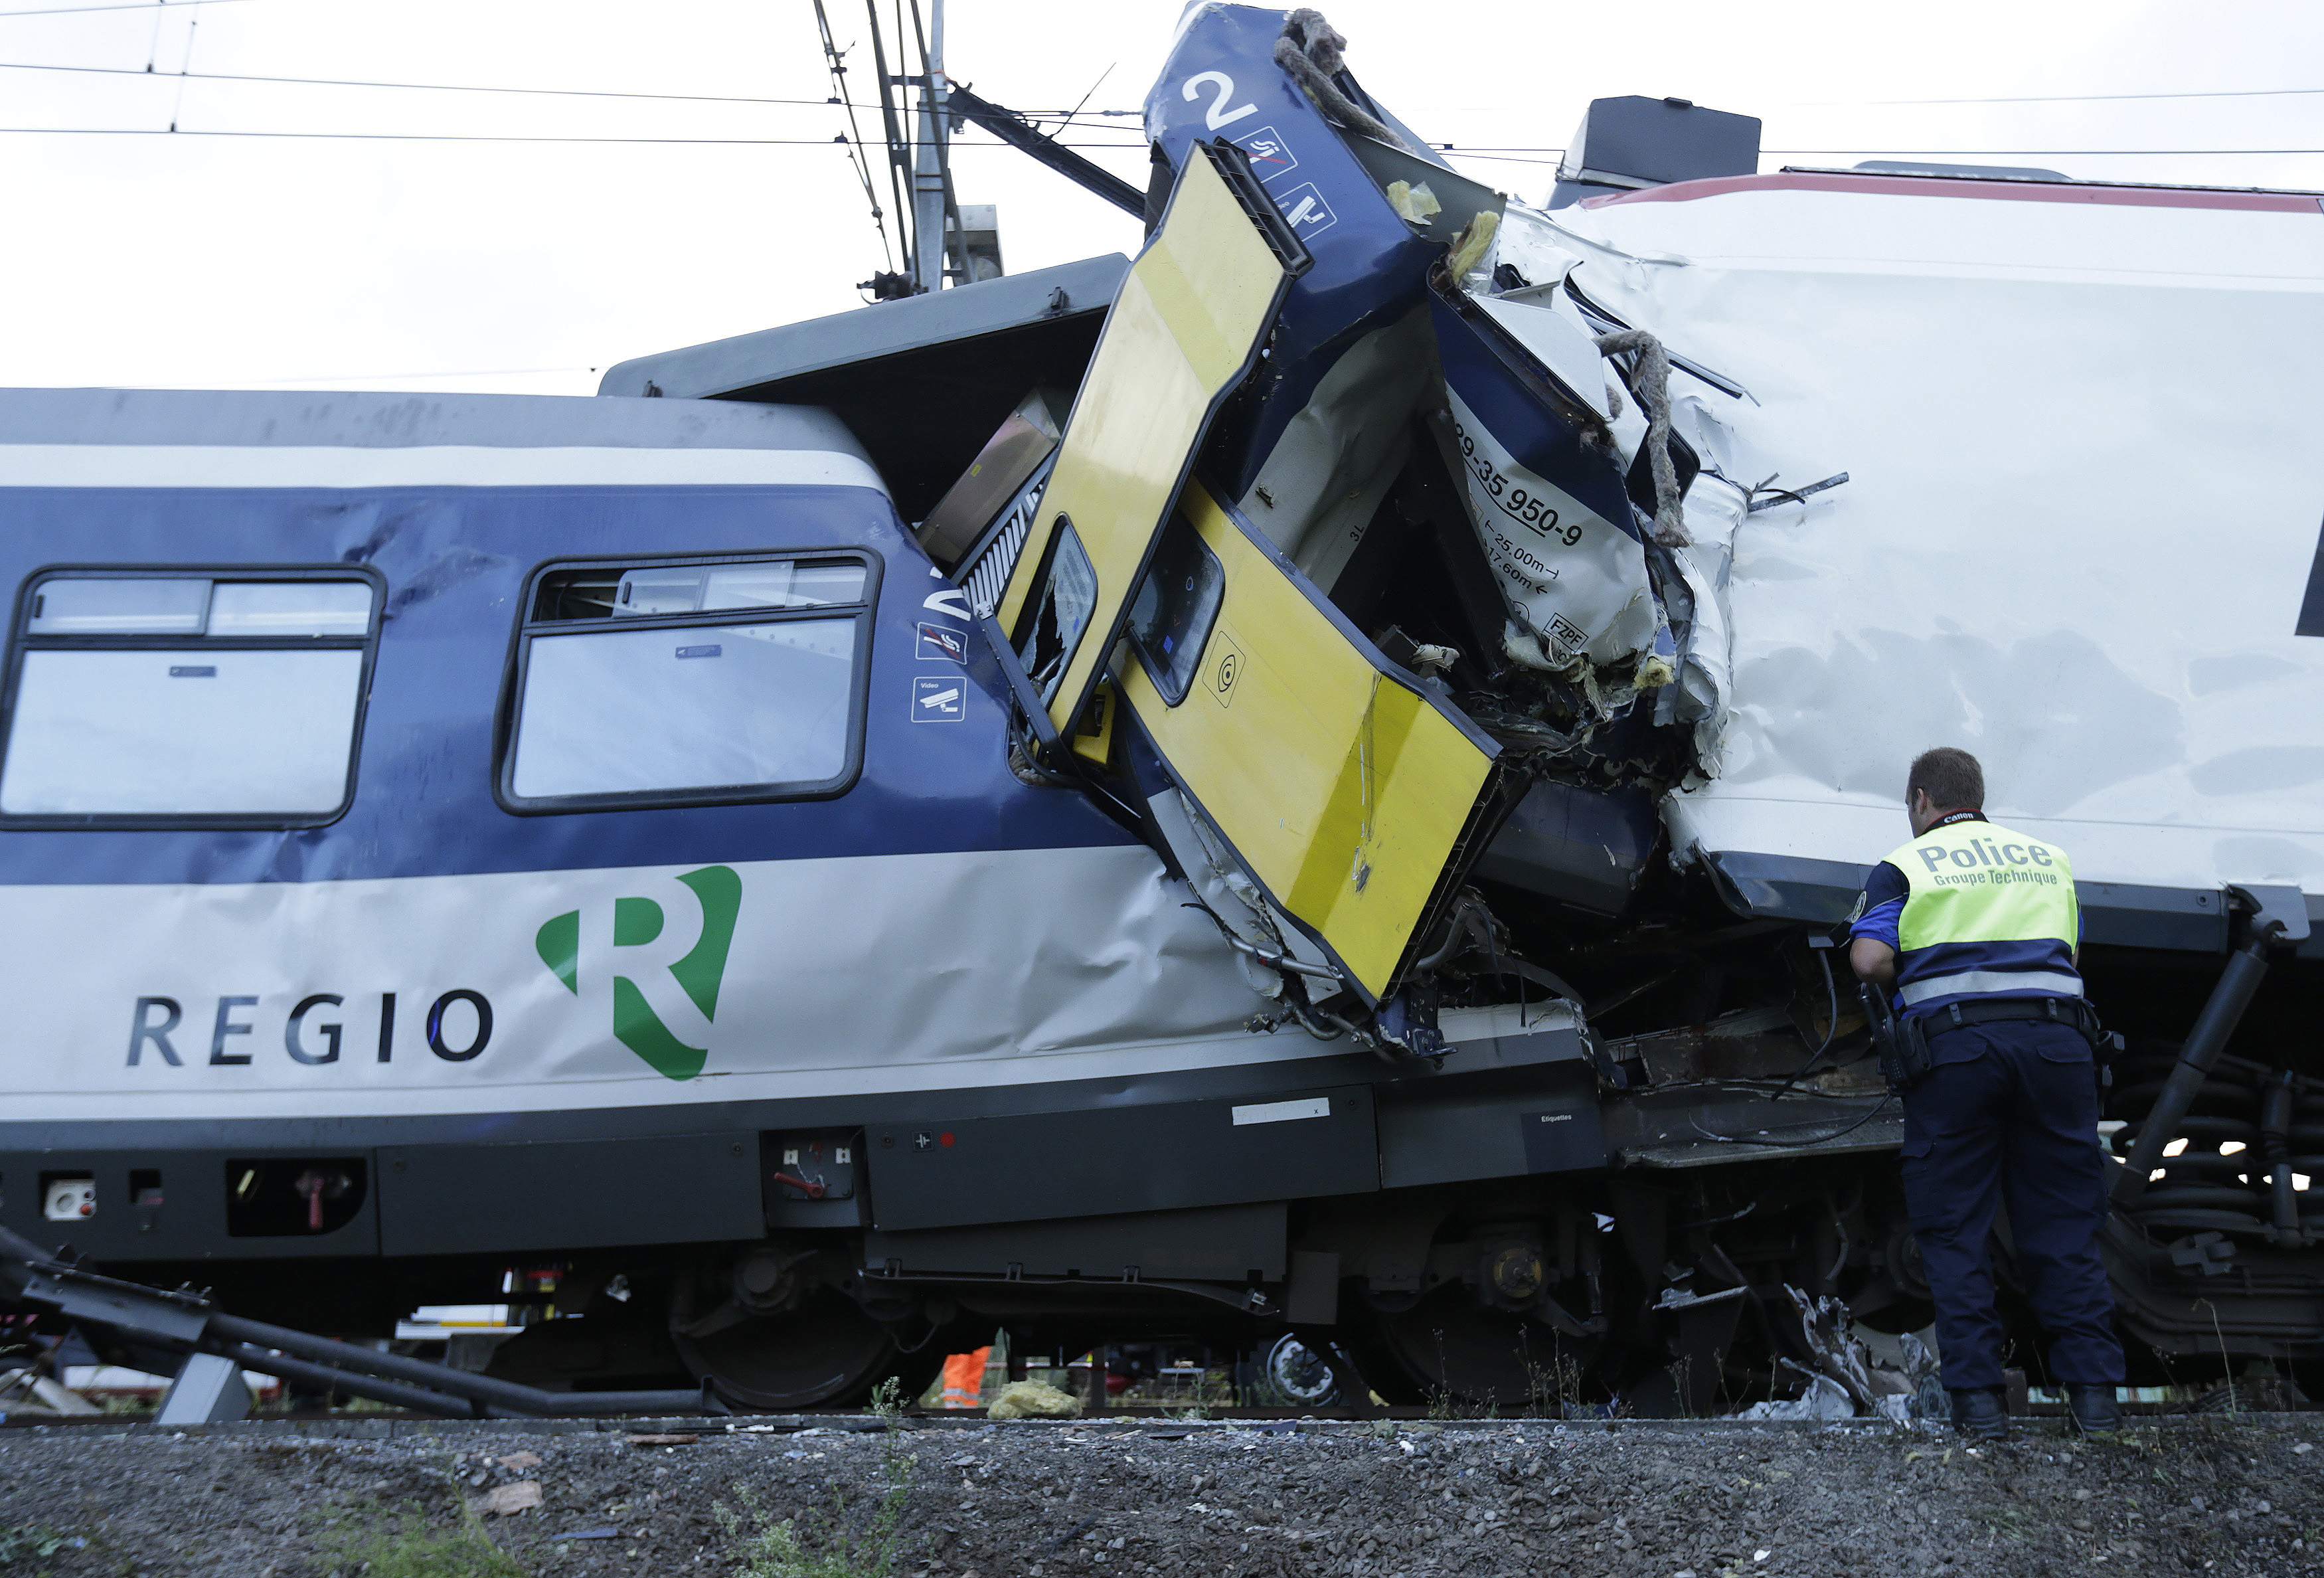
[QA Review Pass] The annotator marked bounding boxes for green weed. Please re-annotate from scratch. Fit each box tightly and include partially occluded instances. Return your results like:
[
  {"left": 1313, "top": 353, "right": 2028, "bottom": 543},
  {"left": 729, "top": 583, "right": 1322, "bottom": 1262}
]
[
  {"left": 716, "top": 1427, "right": 917, "bottom": 1578},
  {"left": 315, "top": 1499, "right": 528, "bottom": 1578},
  {"left": 0, "top": 1524, "right": 80, "bottom": 1567}
]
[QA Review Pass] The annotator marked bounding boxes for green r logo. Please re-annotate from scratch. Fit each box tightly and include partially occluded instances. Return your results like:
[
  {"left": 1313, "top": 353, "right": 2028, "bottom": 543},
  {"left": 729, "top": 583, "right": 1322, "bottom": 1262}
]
[{"left": 534, "top": 865, "right": 742, "bottom": 1081}]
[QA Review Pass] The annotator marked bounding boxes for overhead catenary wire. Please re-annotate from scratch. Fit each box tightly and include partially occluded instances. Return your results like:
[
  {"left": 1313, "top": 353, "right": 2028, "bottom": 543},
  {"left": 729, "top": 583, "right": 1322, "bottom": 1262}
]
[
  {"left": 203, "top": 361, "right": 600, "bottom": 386},
  {"left": 1773, "top": 145, "right": 2324, "bottom": 157},
  {"left": 811, "top": 0, "right": 894, "bottom": 274},
  {"left": 0, "top": 0, "right": 253, "bottom": 17},
  {"left": 1812, "top": 84, "right": 2324, "bottom": 107},
  {"left": 0, "top": 126, "right": 1151, "bottom": 147},
  {"left": 0, "top": 56, "right": 1145, "bottom": 124},
  {"left": 1059, "top": 63, "right": 1114, "bottom": 128},
  {"left": 0, "top": 54, "right": 977, "bottom": 110},
  {"left": 0, "top": 120, "right": 2304, "bottom": 165},
  {"left": 1436, "top": 144, "right": 2324, "bottom": 163},
  {"left": 859, "top": 0, "right": 915, "bottom": 268},
  {"left": 163, "top": 0, "right": 193, "bottom": 131},
  {"left": 6, "top": 44, "right": 2309, "bottom": 169},
  {"left": 1435, "top": 146, "right": 2324, "bottom": 171}
]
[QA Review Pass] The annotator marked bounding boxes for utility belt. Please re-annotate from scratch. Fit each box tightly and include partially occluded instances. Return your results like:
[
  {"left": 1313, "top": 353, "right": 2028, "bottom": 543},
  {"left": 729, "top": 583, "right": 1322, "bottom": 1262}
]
[{"left": 1859, "top": 988, "right": 2109, "bottom": 1094}]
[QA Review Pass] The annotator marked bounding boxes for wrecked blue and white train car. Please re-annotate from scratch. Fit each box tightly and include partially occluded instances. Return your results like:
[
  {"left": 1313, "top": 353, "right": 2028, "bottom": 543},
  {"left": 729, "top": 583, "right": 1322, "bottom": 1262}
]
[{"left": 4, "top": 4, "right": 2322, "bottom": 1413}]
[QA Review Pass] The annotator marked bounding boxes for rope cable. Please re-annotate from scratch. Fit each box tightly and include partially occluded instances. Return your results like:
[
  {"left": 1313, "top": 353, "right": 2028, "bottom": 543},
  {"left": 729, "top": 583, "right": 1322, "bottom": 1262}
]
[
  {"left": 1272, "top": 9, "right": 1406, "bottom": 151},
  {"left": 1591, "top": 329, "right": 1687, "bottom": 547}
]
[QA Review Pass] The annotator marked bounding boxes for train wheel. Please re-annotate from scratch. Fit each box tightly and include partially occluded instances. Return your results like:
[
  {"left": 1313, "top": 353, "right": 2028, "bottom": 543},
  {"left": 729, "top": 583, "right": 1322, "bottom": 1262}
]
[
  {"left": 1236, "top": 1333, "right": 1343, "bottom": 1408},
  {"left": 668, "top": 1249, "right": 909, "bottom": 1411},
  {"left": 1363, "top": 1287, "right": 1598, "bottom": 1413}
]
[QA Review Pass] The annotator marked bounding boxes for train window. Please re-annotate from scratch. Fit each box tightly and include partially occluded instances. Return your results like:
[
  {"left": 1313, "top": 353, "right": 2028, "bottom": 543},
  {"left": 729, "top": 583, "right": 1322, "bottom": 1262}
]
[
  {"left": 0, "top": 569, "right": 382, "bottom": 826},
  {"left": 502, "top": 551, "right": 877, "bottom": 810},
  {"left": 206, "top": 580, "right": 374, "bottom": 637},
  {"left": 1126, "top": 511, "right": 1225, "bottom": 707},
  {"left": 1015, "top": 518, "right": 1097, "bottom": 705},
  {"left": 27, "top": 576, "right": 208, "bottom": 636},
  {"left": 532, "top": 559, "right": 869, "bottom": 622}
]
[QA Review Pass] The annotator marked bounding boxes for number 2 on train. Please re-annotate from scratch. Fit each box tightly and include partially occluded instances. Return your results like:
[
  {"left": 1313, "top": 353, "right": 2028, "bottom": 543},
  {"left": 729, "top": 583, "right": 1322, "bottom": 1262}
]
[{"left": 1181, "top": 70, "right": 1256, "bottom": 130}]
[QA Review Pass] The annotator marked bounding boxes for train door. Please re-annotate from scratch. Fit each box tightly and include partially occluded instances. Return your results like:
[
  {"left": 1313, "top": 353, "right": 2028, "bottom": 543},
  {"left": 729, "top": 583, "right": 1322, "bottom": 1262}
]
[{"left": 989, "top": 141, "right": 1502, "bottom": 1011}]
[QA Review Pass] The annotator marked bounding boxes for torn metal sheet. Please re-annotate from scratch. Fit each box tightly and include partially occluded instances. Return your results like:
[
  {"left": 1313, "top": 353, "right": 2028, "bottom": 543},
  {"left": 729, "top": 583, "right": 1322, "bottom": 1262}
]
[
  {"left": 1552, "top": 173, "right": 2324, "bottom": 899},
  {"left": 1661, "top": 469, "right": 1746, "bottom": 772},
  {"left": 1428, "top": 281, "right": 1659, "bottom": 677}
]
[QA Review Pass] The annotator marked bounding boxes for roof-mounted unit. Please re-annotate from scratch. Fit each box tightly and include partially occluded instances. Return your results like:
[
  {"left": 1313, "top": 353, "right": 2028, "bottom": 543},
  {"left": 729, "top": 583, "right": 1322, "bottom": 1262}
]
[{"left": 1550, "top": 96, "right": 1762, "bottom": 207}]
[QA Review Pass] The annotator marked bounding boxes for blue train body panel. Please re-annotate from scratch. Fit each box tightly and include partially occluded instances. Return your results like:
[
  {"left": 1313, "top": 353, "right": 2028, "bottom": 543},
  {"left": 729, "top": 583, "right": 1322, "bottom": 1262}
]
[
  {"left": 0, "top": 482, "right": 1131, "bottom": 887},
  {"left": 0, "top": 393, "right": 1282, "bottom": 1183}
]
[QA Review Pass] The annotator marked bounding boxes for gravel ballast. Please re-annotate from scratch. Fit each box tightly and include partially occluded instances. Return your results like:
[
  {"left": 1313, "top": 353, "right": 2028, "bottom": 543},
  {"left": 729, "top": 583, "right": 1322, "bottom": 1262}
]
[{"left": 1, "top": 1415, "right": 2320, "bottom": 1575}]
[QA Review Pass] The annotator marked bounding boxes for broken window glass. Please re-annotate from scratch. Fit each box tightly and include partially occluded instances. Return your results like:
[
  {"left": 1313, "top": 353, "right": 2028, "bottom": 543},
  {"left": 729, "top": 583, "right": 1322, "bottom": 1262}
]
[{"left": 1015, "top": 519, "right": 1098, "bottom": 705}]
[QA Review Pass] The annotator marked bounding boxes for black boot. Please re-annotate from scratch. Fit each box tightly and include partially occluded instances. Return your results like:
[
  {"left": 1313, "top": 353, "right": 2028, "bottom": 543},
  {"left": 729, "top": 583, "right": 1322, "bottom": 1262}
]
[
  {"left": 1950, "top": 1387, "right": 2009, "bottom": 1441},
  {"left": 2066, "top": 1384, "right": 2121, "bottom": 1435}
]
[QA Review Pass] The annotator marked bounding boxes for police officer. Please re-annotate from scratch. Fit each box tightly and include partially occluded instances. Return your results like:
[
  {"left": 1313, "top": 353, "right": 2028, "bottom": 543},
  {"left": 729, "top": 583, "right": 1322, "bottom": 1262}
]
[{"left": 1847, "top": 746, "right": 2124, "bottom": 1439}]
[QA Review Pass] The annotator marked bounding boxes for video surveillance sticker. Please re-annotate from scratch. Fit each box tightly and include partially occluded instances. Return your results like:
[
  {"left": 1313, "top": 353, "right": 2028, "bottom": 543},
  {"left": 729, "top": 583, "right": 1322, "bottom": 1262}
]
[{"left": 911, "top": 675, "right": 966, "bottom": 723}]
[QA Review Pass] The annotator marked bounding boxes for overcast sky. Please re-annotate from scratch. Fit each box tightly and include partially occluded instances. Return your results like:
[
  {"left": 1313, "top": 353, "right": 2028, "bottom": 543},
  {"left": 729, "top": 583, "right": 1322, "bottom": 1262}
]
[{"left": 1, "top": 0, "right": 2318, "bottom": 396}]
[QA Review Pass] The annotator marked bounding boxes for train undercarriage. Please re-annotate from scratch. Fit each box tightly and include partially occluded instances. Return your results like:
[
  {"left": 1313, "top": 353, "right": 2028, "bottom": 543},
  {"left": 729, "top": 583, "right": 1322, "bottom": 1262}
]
[
  {"left": 18, "top": 907, "right": 2314, "bottom": 1421},
  {"left": 489, "top": 935, "right": 2324, "bottom": 1415}
]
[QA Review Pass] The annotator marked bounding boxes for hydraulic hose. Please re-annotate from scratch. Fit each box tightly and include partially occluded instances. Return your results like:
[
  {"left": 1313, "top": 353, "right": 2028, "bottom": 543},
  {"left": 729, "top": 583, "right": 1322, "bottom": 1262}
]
[
  {"left": 2260, "top": 1069, "right": 2303, "bottom": 1244},
  {"left": 2112, "top": 926, "right": 2282, "bottom": 1205}
]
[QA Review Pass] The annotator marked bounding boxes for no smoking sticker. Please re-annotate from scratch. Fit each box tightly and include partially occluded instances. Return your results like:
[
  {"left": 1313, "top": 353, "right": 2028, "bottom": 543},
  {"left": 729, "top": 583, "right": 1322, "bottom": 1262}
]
[
  {"left": 1231, "top": 124, "right": 1299, "bottom": 185},
  {"left": 915, "top": 622, "right": 968, "bottom": 663}
]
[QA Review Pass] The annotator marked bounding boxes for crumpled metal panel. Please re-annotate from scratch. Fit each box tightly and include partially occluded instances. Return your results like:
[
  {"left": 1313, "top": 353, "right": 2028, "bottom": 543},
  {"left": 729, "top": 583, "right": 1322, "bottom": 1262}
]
[{"left": 1559, "top": 174, "right": 2324, "bottom": 897}]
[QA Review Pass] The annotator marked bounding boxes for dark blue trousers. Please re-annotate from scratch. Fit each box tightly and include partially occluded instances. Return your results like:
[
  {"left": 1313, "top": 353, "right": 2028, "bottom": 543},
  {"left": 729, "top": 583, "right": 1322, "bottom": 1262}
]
[{"left": 1898, "top": 1019, "right": 2126, "bottom": 1391}]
